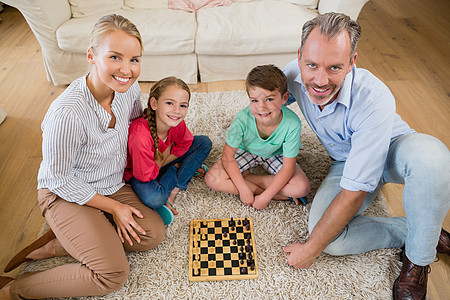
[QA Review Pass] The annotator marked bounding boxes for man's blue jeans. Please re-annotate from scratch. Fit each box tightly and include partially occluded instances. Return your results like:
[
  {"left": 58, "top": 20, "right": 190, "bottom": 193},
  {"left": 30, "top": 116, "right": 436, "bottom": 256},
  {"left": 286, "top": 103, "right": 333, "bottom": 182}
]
[
  {"left": 309, "top": 133, "right": 450, "bottom": 266},
  {"left": 129, "top": 135, "right": 212, "bottom": 210}
]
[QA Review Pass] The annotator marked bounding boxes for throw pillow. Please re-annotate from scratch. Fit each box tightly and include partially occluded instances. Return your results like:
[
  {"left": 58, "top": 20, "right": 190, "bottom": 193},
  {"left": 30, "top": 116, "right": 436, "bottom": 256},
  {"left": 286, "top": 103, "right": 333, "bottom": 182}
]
[{"left": 169, "top": 0, "right": 232, "bottom": 12}]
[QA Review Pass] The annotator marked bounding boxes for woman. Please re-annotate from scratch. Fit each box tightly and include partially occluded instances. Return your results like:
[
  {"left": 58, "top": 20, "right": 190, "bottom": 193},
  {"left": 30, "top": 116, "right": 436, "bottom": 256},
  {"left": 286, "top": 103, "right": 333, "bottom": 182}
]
[{"left": 0, "top": 14, "right": 165, "bottom": 299}]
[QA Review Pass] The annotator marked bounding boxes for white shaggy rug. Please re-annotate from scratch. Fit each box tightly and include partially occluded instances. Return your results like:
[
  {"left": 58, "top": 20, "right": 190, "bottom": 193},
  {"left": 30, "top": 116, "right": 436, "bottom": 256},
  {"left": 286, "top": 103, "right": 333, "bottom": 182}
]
[{"left": 23, "top": 91, "right": 401, "bottom": 299}]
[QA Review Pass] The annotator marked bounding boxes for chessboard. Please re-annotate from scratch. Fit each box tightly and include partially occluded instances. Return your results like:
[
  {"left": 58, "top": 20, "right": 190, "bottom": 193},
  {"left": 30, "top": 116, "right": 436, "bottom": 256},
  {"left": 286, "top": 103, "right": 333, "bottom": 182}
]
[{"left": 188, "top": 217, "right": 258, "bottom": 281}]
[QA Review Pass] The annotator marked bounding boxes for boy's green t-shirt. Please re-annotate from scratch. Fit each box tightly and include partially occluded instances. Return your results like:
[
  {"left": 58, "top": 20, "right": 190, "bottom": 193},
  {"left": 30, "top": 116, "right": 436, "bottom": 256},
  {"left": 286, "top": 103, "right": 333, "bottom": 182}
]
[{"left": 225, "top": 105, "right": 302, "bottom": 158}]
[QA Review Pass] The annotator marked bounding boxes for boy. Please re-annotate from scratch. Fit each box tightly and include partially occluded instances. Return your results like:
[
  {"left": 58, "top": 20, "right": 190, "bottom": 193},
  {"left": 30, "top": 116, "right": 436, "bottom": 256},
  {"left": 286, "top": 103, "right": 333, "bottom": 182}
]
[{"left": 205, "top": 65, "right": 310, "bottom": 209}]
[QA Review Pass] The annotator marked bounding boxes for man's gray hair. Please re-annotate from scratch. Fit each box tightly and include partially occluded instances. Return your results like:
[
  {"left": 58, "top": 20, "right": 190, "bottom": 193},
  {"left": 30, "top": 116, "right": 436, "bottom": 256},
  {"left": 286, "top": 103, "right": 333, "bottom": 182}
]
[{"left": 300, "top": 12, "right": 361, "bottom": 59}]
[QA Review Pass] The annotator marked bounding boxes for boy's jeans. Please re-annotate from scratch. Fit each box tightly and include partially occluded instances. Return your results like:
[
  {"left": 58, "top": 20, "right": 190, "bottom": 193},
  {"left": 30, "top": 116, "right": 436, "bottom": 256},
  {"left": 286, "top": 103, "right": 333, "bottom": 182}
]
[
  {"left": 309, "top": 133, "right": 450, "bottom": 266},
  {"left": 129, "top": 135, "right": 212, "bottom": 210}
]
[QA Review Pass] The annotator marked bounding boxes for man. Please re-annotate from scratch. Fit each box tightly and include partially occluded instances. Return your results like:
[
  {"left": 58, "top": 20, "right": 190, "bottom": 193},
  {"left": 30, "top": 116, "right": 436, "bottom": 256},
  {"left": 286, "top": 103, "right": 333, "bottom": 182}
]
[{"left": 282, "top": 12, "right": 449, "bottom": 299}]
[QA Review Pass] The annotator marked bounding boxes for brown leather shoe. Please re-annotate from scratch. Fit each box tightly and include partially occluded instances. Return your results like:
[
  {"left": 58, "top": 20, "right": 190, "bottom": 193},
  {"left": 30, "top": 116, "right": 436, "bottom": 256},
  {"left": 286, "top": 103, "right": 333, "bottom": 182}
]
[
  {"left": 3, "top": 229, "right": 56, "bottom": 273},
  {"left": 436, "top": 228, "right": 450, "bottom": 255},
  {"left": 393, "top": 253, "right": 430, "bottom": 300},
  {"left": 0, "top": 276, "right": 14, "bottom": 289}
]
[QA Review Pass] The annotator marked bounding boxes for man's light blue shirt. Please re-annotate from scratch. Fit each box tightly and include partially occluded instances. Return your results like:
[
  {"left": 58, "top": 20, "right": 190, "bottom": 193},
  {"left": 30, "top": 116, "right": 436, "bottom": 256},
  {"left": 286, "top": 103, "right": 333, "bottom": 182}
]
[{"left": 284, "top": 59, "right": 415, "bottom": 192}]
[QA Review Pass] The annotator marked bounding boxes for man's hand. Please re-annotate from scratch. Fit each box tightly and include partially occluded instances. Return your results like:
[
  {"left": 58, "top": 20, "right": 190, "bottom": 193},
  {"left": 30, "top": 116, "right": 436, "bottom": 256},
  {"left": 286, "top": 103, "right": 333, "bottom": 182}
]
[{"left": 282, "top": 241, "right": 318, "bottom": 269}]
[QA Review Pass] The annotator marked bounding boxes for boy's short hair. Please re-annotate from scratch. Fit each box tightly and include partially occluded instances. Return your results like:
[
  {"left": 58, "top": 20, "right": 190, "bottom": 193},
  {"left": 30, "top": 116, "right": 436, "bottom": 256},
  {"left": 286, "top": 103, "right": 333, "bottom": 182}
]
[{"left": 245, "top": 65, "right": 288, "bottom": 96}]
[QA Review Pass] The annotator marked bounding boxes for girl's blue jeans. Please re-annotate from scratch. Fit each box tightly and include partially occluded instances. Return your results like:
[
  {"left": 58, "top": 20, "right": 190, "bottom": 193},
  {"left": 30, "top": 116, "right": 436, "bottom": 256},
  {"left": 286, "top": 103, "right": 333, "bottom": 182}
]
[
  {"left": 129, "top": 135, "right": 212, "bottom": 210},
  {"left": 309, "top": 133, "right": 450, "bottom": 266}
]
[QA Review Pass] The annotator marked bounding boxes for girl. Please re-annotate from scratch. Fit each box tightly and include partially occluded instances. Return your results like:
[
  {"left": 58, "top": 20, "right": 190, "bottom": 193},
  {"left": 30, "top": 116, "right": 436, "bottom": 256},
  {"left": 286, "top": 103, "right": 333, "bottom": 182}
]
[
  {"left": 1, "top": 14, "right": 165, "bottom": 299},
  {"left": 124, "top": 77, "right": 212, "bottom": 225}
]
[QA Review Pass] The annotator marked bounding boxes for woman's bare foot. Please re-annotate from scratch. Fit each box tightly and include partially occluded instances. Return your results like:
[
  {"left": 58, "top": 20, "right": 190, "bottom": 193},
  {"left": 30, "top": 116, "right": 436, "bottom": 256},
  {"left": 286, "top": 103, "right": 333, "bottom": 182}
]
[
  {"left": 26, "top": 238, "right": 68, "bottom": 261},
  {"left": 0, "top": 279, "right": 13, "bottom": 300},
  {"left": 166, "top": 188, "right": 180, "bottom": 215}
]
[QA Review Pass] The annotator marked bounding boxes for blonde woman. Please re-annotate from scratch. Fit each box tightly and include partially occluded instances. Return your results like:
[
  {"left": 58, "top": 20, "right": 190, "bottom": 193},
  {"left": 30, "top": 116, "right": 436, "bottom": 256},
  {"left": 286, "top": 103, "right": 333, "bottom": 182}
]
[{"left": 0, "top": 14, "right": 165, "bottom": 299}]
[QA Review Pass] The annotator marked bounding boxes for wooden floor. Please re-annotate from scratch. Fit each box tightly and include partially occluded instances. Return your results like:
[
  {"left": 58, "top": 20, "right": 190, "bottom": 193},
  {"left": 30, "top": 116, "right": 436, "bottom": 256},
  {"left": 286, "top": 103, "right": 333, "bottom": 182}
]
[{"left": 0, "top": 0, "right": 448, "bottom": 298}]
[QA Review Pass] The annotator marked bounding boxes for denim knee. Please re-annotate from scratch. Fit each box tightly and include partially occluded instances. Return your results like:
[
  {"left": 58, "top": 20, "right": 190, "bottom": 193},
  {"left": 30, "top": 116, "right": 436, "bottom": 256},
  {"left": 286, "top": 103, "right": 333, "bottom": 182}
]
[
  {"left": 140, "top": 192, "right": 167, "bottom": 209},
  {"left": 196, "top": 135, "right": 212, "bottom": 153},
  {"left": 390, "top": 133, "right": 449, "bottom": 177}
]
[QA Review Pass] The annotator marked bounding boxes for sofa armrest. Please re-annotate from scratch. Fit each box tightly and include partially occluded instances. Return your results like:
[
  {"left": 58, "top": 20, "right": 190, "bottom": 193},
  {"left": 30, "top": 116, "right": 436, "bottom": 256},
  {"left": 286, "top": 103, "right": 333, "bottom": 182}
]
[
  {"left": 318, "top": 0, "right": 370, "bottom": 20},
  {"left": 2, "top": 0, "right": 71, "bottom": 48}
]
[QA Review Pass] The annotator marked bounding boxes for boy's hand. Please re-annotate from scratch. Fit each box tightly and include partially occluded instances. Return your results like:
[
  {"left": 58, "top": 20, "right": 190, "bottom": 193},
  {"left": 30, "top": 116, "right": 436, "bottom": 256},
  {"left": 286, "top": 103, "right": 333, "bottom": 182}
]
[
  {"left": 239, "top": 187, "right": 255, "bottom": 206},
  {"left": 252, "top": 193, "right": 271, "bottom": 210}
]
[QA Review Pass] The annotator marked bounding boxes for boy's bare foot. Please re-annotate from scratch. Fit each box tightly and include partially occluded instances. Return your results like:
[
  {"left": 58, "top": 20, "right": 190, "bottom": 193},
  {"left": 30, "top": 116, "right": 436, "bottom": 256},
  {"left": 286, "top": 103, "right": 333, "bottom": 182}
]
[{"left": 166, "top": 187, "right": 180, "bottom": 215}]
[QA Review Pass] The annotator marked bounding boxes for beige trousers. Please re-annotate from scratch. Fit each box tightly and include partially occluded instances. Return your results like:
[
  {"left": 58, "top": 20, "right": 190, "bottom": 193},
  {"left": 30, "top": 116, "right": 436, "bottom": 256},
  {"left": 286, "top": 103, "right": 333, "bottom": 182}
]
[{"left": 10, "top": 185, "right": 165, "bottom": 299}]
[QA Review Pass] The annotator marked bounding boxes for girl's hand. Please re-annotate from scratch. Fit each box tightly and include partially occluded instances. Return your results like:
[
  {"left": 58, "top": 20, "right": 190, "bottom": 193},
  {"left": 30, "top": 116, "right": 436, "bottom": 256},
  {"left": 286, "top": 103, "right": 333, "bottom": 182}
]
[{"left": 110, "top": 202, "right": 146, "bottom": 246}]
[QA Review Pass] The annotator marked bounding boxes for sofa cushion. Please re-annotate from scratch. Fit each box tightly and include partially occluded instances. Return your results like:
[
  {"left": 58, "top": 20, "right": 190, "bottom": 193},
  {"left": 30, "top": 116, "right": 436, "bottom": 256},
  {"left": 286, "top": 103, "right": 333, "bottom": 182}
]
[
  {"left": 196, "top": 0, "right": 317, "bottom": 55},
  {"left": 233, "top": 0, "right": 318, "bottom": 5},
  {"left": 124, "top": 0, "right": 168, "bottom": 9},
  {"left": 56, "top": 9, "right": 196, "bottom": 55},
  {"left": 69, "top": 0, "right": 123, "bottom": 18},
  {"left": 169, "top": 0, "right": 232, "bottom": 12}
]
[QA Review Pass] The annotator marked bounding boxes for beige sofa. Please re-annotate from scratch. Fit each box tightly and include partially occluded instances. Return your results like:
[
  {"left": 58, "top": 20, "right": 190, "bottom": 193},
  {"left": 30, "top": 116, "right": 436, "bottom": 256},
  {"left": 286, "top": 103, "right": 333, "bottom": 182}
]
[{"left": 4, "top": 0, "right": 369, "bottom": 85}]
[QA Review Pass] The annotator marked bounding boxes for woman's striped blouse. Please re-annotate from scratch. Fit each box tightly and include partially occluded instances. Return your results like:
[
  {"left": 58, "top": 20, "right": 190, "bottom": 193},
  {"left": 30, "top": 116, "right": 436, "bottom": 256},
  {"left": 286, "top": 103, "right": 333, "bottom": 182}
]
[{"left": 37, "top": 76, "right": 142, "bottom": 205}]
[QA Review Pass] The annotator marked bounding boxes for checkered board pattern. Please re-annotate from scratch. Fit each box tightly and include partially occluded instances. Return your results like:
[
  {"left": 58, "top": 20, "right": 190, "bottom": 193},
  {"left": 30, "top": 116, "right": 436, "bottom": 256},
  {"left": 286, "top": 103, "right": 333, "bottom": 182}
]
[{"left": 188, "top": 218, "right": 258, "bottom": 281}]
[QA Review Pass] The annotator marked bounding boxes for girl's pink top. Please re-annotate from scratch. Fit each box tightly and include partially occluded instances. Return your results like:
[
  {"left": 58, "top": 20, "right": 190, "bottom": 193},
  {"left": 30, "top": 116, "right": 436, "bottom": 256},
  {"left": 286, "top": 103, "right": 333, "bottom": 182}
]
[{"left": 124, "top": 117, "right": 193, "bottom": 182}]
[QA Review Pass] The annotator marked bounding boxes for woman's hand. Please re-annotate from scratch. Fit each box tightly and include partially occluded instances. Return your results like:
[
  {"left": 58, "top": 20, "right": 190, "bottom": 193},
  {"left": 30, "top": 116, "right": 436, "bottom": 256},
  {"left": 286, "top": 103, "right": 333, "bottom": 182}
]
[
  {"left": 110, "top": 201, "right": 146, "bottom": 246},
  {"left": 86, "top": 194, "right": 146, "bottom": 247}
]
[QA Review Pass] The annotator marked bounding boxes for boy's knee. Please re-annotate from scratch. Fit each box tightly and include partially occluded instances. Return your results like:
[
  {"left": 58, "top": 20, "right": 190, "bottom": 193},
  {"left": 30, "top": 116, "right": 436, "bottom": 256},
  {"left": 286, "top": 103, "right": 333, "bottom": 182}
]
[
  {"left": 292, "top": 181, "right": 311, "bottom": 198},
  {"left": 204, "top": 171, "right": 217, "bottom": 189}
]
